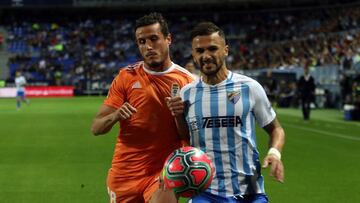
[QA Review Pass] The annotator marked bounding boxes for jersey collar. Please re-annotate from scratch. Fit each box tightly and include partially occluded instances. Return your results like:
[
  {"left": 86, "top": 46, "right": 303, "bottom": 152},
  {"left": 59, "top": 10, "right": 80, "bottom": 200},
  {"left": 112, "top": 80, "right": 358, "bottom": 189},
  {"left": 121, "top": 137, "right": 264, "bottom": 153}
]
[{"left": 142, "top": 61, "right": 175, "bottom": 75}]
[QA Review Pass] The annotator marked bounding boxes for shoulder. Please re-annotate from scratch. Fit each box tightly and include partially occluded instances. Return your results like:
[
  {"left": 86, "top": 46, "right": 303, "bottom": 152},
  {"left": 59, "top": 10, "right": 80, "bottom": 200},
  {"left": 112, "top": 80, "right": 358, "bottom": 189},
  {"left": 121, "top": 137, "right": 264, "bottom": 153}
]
[
  {"left": 116, "top": 61, "right": 143, "bottom": 77},
  {"left": 121, "top": 61, "right": 143, "bottom": 72},
  {"left": 232, "top": 72, "right": 262, "bottom": 88},
  {"left": 180, "top": 78, "right": 201, "bottom": 93},
  {"left": 110, "top": 62, "right": 143, "bottom": 87},
  {"left": 171, "top": 63, "right": 197, "bottom": 80}
]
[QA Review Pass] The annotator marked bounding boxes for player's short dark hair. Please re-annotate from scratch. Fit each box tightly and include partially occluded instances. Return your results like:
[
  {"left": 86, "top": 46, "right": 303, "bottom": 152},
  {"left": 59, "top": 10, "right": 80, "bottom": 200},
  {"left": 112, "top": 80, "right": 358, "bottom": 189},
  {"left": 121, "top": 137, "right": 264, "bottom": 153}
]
[
  {"left": 190, "top": 22, "right": 226, "bottom": 42},
  {"left": 135, "top": 12, "right": 169, "bottom": 37}
]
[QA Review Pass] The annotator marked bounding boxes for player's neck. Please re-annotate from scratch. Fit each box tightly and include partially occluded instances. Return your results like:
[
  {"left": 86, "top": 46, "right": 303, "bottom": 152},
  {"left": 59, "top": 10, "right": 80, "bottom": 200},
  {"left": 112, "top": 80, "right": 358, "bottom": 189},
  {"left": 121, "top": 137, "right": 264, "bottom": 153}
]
[
  {"left": 202, "top": 67, "right": 229, "bottom": 85},
  {"left": 145, "top": 58, "right": 172, "bottom": 72}
]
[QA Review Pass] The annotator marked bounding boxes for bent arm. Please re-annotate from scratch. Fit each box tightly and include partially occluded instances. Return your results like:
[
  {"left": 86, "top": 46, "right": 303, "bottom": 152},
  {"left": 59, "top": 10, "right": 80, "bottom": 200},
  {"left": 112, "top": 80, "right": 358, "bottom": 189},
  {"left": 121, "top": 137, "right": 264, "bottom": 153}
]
[
  {"left": 262, "top": 118, "right": 286, "bottom": 183},
  {"left": 91, "top": 104, "right": 118, "bottom": 136},
  {"left": 263, "top": 118, "right": 285, "bottom": 152}
]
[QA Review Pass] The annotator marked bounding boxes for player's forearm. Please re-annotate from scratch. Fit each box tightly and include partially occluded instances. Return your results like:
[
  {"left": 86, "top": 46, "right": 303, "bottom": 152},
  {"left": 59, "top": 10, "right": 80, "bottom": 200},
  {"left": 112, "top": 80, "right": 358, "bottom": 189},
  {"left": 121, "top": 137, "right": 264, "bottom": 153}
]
[
  {"left": 264, "top": 118, "right": 285, "bottom": 152},
  {"left": 174, "top": 115, "right": 190, "bottom": 143},
  {"left": 269, "top": 127, "right": 285, "bottom": 152},
  {"left": 91, "top": 113, "right": 118, "bottom": 136}
]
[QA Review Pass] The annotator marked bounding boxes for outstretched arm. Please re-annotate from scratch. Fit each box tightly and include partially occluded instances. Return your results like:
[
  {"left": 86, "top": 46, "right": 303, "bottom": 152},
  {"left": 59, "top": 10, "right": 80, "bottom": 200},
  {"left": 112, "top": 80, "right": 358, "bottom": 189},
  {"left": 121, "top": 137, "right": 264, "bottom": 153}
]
[
  {"left": 91, "top": 103, "right": 137, "bottom": 136},
  {"left": 262, "top": 118, "right": 285, "bottom": 183}
]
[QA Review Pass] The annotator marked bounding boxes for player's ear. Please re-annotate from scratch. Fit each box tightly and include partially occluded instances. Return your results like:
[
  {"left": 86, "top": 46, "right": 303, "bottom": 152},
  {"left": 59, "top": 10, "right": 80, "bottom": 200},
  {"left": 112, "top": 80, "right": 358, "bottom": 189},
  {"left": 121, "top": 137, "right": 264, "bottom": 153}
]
[
  {"left": 166, "top": 33, "right": 172, "bottom": 45},
  {"left": 224, "top": 45, "right": 229, "bottom": 56}
]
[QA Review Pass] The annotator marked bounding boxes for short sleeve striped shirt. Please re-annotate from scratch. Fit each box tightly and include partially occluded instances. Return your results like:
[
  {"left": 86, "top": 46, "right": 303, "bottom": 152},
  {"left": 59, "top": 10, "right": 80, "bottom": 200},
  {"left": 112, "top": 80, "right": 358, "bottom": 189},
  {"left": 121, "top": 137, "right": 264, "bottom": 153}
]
[{"left": 180, "top": 71, "right": 276, "bottom": 197}]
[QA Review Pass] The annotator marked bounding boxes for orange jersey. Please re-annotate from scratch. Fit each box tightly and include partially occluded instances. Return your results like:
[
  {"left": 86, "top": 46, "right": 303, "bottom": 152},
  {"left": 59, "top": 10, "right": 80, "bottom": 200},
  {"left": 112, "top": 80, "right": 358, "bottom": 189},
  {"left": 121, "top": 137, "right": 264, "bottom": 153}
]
[{"left": 104, "top": 61, "right": 194, "bottom": 178}]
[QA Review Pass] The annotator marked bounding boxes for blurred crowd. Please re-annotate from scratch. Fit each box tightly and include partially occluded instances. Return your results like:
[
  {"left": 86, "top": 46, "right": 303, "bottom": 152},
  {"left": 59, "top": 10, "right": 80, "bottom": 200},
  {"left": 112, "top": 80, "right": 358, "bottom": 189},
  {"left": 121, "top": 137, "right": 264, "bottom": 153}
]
[{"left": 3, "top": 5, "right": 360, "bottom": 94}]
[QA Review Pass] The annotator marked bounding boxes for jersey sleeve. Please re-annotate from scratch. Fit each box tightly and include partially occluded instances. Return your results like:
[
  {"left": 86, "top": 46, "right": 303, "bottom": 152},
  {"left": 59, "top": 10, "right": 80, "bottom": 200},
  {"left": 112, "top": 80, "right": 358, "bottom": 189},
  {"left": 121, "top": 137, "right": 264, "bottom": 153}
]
[
  {"left": 104, "top": 72, "right": 126, "bottom": 109},
  {"left": 251, "top": 80, "right": 276, "bottom": 128}
]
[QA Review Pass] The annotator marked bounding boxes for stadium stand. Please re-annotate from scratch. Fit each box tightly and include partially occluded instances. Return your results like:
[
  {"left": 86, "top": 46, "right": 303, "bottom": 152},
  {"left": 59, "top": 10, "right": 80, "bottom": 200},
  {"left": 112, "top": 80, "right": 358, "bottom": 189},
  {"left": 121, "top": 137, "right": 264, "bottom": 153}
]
[{"left": 0, "top": 1, "right": 359, "bottom": 113}]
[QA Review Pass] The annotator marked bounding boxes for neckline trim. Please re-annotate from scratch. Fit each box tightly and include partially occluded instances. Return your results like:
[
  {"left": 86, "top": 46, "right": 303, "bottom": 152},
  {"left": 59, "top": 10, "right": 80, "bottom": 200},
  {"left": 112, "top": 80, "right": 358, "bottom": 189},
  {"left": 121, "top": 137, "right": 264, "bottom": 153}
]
[{"left": 142, "top": 62, "right": 175, "bottom": 75}]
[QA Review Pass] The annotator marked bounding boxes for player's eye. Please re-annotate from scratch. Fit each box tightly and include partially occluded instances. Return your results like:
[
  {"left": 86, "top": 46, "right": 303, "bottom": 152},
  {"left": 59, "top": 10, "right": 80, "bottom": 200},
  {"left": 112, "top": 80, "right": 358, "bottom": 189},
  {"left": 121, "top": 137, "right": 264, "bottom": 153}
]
[
  {"left": 208, "top": 46, "right": 218, "bottom": 52},
  {"left": 138, "top": 39, "right": 145, "bottom": 44},
  {"left": 195, "top": 48, "right": 204, "bottom": 54},
  {"left": 150, "top": 36, "right": 159, "bottom": 41}
]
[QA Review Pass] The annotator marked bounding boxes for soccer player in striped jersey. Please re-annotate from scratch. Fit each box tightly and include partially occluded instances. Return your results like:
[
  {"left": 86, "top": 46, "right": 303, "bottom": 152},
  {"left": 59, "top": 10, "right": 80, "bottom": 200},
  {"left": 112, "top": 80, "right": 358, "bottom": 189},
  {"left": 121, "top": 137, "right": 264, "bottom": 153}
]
[
  {"left": 166, "top": 22, "right": 285, "bottom": 203},
  {"left": 91, "top": 13, "right": 194, "bottom": 203},
  {"left": 15, "top": 71, "right": 30, "bottom": 110}
]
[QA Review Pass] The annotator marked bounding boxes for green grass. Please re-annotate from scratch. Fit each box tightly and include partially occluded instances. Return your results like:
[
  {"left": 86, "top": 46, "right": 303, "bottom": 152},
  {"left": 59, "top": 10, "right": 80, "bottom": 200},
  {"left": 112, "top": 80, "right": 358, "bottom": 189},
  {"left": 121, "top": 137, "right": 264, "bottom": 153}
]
[
  {"left": 1, "top": 97, "right": 360, "bottom": 203},
  {"left": 0, "top": 97, "right": 115, "bottom": 203}
]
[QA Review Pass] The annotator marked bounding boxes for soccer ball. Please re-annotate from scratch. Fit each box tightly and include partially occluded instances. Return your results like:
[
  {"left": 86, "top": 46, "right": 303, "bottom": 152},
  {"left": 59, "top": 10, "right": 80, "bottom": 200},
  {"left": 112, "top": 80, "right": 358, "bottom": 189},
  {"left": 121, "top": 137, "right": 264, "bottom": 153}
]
[{"left": 162, "top": 146, "right": 215, "bottom": 198}]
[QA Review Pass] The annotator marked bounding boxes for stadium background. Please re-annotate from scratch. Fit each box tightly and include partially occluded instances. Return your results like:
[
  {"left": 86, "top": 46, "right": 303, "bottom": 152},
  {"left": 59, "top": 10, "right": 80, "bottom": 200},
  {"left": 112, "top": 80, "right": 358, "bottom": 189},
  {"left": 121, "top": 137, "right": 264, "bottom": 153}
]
[{"left": 0, "top": 0, "right": 360, "bottom": 202}]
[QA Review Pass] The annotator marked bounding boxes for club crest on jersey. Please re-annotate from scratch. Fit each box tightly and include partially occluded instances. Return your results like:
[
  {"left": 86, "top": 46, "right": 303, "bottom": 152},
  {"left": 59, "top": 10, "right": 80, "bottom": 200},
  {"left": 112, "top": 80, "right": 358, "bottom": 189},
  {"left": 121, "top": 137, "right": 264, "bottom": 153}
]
[
  {"left": 227, "top": 91, "right": 241, "bottom": 104},
  {"left": 171, "top": 83, "right": 180, "bottom": 97}
]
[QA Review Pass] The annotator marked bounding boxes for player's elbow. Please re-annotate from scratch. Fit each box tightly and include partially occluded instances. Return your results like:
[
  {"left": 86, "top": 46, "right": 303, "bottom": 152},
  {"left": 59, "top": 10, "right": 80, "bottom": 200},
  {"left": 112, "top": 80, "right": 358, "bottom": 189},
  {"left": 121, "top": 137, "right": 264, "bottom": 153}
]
[
  {"left": 91, "top": 124, "right": 103, "bottom": 136},
  {"left": 91, "top": 128, "right": 99, "bottom": 136}
]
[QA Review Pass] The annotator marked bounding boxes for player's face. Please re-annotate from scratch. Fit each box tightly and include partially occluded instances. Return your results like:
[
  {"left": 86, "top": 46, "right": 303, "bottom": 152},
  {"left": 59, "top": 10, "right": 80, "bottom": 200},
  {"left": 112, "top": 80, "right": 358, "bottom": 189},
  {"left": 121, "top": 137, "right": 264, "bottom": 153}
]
[
  {"left": 192, "top": 32, "right": 228, "bottom": 76},
  {"left": 135, "top": 23, "right": 171, "bottom": 69}
]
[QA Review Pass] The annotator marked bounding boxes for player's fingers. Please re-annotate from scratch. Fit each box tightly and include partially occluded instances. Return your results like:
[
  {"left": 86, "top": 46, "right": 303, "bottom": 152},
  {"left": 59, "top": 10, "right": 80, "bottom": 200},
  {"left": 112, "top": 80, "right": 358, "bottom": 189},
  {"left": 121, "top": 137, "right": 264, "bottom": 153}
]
[
  {"left": 170, "top": 105, "right": 184, "bottom": 112},
  {"left": 172, "top": 100, "right": 184, "bottom": 107},
  {"left": 118, "top": 110, "right": 131, "bottom": 119},
  {"left": 121, "top": 106, "right": 135, "bottom": 118},
  {"left": 169, "top": 102, "right": 184, "bottom": 111},
  {"left": 171, "top": 96, "right": 182, "bottom": 102},
  {"left": 269, "top": 159, "right": 277, "bottom": 177},
  {"left": 167, "top": 102, "right": 184, "bottom": 113},
  {"left": 262, "top": 158, "right": 269, "bottom": 168},
  {"left": 165, "top": 97, "right": 176, "bottom": 108},
  {"left": 165, "top": 97, "right": 171, "bottom": 104},
  {"left": 166, "top": 97, "right": 182, "bottom": 105},
  {"left": 172, "top": 110, "right": 184, "bottom": 116},
  {"left": 123, "top": 102, "right": 137, "bottom": 113},
  {"left": 121, "top": 103, "right": 138, "bottom": 116},
  {"left": 275, "top": 162, "right": 284, "bottom": 183}
]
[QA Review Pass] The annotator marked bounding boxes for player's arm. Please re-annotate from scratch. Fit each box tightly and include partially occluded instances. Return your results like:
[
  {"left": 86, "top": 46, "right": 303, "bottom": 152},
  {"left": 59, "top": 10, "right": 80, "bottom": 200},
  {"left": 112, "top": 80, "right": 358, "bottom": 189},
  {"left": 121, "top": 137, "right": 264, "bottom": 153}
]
[
  {"left": 91, "top": 102, "right": 137, "bottom": 136},
  {"left": 165, "top": 97, "right": 190, "bottom": 144},
  {"left": 262, "top": 118, "right": 285, "bottom": 183}
]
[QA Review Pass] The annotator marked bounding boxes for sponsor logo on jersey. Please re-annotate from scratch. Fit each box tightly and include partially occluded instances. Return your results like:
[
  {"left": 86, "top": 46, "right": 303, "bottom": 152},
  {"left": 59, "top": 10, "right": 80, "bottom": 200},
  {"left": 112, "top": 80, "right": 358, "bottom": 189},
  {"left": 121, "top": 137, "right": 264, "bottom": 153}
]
[{"left": 202, "top": 116, "right": 242, "bottom": 128}]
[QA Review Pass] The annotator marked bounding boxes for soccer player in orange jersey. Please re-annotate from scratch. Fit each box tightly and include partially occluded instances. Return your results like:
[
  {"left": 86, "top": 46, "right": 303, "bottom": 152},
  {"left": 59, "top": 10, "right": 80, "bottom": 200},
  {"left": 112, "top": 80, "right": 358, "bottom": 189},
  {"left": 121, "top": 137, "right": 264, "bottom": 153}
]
[{"left": 91, "top": 13, "right": 194, "bottom": 203}]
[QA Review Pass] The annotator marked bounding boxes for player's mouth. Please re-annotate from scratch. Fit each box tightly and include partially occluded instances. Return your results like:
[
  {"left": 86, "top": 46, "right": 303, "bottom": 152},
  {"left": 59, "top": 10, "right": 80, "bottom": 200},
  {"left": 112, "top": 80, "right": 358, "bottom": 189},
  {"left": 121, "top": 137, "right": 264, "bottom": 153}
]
[
  {"left": 201, "top": 61, "right": 216, "bottom": 69},
  {"left": 146, "top": 52, "right": 157, "bottom": 57}
]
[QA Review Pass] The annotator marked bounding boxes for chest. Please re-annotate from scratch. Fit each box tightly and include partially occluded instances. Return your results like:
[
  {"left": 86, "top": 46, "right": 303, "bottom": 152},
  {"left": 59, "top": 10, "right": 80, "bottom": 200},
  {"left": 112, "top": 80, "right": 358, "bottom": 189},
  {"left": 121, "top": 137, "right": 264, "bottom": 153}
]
[
  {"left": 185, "top": 84, "right": 253, "bottom": 119},
  {"left": 126, "top": 71, "right": 183, "bottom": 105}
]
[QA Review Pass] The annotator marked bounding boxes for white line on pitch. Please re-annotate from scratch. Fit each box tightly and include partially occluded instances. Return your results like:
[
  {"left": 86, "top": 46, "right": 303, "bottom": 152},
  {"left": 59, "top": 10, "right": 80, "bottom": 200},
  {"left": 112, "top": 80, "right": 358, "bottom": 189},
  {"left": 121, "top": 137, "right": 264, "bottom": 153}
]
[{"left": 282, "top": 123, "right": 360, "bottom": 141}]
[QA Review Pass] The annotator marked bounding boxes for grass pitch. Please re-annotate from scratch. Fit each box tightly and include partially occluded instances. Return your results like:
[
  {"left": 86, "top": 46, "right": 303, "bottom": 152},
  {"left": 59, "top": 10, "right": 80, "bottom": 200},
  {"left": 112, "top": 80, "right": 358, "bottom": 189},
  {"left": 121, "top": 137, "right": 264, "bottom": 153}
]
[{"left": 0, "top": 97, "right": 359, "bottom": 203}]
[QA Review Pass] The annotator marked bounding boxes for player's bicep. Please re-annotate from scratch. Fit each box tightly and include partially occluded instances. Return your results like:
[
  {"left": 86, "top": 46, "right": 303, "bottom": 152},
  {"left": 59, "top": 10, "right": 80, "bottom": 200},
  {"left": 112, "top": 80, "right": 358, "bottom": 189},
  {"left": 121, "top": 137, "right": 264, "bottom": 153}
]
[
  {"left": 95, "top": 104, "right": 117, "bottom": 119},
  {"left": 263, "top": 118, "right": 279, "bottom": 135},
  {"left": 105, "top": 74, "right": 126, "bottom": 108}
]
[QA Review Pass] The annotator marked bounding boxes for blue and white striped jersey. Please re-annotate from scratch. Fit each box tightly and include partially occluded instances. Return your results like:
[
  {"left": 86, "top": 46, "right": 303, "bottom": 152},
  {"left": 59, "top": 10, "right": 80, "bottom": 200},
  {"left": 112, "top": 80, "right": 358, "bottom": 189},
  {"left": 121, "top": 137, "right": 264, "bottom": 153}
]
[{"left": 180, "top": 71, "right": 276, "bottom": 197}]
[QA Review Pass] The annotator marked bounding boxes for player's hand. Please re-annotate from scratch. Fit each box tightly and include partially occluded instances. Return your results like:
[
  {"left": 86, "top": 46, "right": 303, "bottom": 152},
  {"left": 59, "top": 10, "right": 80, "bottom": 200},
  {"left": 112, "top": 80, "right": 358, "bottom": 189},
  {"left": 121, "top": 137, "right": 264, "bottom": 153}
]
[
  {"left": 262, "top": 155, "right": 284, "bottom": 183},
  {"left": 165, "top": 97, "right": 185, "bottom": 117},
  {"left": 113, "top": 102, "right": 137, "bottom": 121}
]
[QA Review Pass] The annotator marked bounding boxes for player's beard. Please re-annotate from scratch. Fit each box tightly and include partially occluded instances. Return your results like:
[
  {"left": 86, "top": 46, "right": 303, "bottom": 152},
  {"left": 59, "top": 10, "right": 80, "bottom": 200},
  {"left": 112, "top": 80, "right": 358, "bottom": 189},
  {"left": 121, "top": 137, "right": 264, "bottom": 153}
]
[
  {"left": 145, "top": 49, "right": 169, "bottom": 70},
  {"left": 147, "top": 59, "right": 164, "bottom": 69},
  {"left": 198, "top": 56, "right": 224, "bottom": 77}
]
